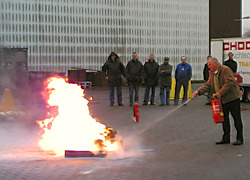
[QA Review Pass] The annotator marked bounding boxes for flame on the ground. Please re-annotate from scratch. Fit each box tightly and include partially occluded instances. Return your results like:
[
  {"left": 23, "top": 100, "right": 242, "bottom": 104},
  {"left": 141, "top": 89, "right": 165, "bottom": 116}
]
[{"left": 37, "top": 77, "right": 120, "bottom": 156}]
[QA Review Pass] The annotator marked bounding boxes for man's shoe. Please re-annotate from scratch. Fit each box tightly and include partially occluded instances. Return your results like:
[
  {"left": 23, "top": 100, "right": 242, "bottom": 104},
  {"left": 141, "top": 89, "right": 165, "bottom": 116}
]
[
  {"left": 205, "top": 102, "right": 211, "bottom": 105},
  {"left": 129, "top": 103, "right": 133, "bottom": 107},
  {"left": 233, "top": 140, "right": 244, "bottom": 146},
  {"left": 159, "top": 104, "right": 165, "bottom": 106},
  {"left": 150, "top": 102, "right": 156, "bottom": 105},
  {"left": 110, "top": 104, "right": 114, "bottom": 107},
  {"left": 143, "top": 102, "right": 148, "bottom": 106},
  {"left": 118, "top": 103, "right": 124, "bottom": 106},
  {"left": 215, "top": 140, "right": 230, "bottom": 145}
]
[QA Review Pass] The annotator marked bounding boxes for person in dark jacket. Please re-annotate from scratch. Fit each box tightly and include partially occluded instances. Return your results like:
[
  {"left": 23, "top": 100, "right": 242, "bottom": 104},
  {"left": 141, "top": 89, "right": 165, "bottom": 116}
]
[
  {"left": 143, "top": 54, "right": 159, "bottom": 105},
  {"left": 159, "top": 57, "right": 172, "bottom": 106},
  {"left": 224, "top": 52, "right": 237, "bottom": 73},
  {"left": 203, "top": 63, "right": 210, "bottom": 81},
  {"left": 126, "top": 52, "right": 144, "bottom": 106},
  {"left": 174, "top": 56, "right": 192, "bottom": 105},
  {"left": 203, "top": 56, "right": 211, "bottom": 81},
  {"left": 102, "top": 52, "right": 125, "bottom": 106},
  {"left": 203, "top": 55, "right": 212, "bottom": 105}
]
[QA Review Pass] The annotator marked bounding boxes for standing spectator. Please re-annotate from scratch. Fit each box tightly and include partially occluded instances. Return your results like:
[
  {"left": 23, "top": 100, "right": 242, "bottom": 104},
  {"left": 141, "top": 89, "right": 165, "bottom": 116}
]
[
  {"left": 126, "top": 52, "right": 144, "bottom": 106},
  {"left": 203, "top": 56, "right": 211, "bottom": 81},
  {"left": 193, "top": 58, "right": 244, "bottom": 145},
  {"left": 203, "top": 55, "right": 212, "bottom": 105},
  {"left": 102, "top": 52, "right": 125, "bottom": 106},
  {"left": 143, "top": 54, "right": 159, "bottom": 105},
  {"left": 224, "top": 52, "right": 237, "bottom": 73},
  {"left": 174, "top": 56, "right": 192, "bottom": 105},
  {"left": 159, "top": 57, "right": 172, "bottom": 106}
]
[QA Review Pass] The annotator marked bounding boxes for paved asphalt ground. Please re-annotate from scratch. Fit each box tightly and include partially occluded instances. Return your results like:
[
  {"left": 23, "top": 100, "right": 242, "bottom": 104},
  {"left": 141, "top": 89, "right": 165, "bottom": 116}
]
[{"left": 0, "top": 84, "right": 249, "bottom": 180}]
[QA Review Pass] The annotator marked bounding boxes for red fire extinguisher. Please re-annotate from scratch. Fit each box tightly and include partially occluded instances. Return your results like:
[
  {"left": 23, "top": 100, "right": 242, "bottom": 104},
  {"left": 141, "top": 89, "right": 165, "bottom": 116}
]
[
  {"left": 133, "top": 103, "right": 139, "bottom": 122},
  {"left": 211, "top": 98, "right": 224, "bottom": 124}
]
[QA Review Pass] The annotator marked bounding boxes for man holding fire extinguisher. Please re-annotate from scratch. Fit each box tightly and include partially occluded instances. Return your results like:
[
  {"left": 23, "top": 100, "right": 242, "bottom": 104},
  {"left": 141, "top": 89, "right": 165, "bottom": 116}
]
[{"left": 193, "top": 57, "right": 244, "bottom": 145}]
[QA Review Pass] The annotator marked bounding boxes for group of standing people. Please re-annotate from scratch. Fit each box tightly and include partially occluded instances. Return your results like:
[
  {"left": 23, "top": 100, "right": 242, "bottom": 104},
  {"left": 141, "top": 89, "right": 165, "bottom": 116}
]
[{"left": 102, "top": 52, "right": 192, "bottom": 107}]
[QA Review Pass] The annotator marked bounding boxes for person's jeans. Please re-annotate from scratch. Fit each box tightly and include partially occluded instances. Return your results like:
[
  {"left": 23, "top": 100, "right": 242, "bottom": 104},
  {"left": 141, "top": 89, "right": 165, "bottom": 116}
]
[
  {"left": 222, "top": 99, "right": 243, "bottom": 141},
  {"left": 129, "top": 83, "right": 139, "bottom": 104},
  {"left": 174, "top": 81, "right": 189, "bottom": 104},
  {"left": 144, "top": 85, "right": 156, "bottom": 104},
  {"left": 160, "top": 85, "right": 171, "bottom": 105},
  {"left": 109, "top": 85, "right": 122, "bottom": 105}
]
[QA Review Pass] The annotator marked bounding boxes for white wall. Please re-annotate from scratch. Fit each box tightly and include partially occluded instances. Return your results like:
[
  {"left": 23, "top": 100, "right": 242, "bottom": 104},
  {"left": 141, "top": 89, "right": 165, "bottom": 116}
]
[
  {"left": 0, "top": 0, "right": 209, "bottom": 80},
  {"left": 242, "top": 0, "right": 250, "bottom": 37}
]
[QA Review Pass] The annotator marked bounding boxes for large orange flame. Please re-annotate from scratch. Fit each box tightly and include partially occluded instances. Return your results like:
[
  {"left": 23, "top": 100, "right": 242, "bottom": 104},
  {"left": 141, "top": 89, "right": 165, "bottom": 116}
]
[{"left": 37, "top": 77, "right": 119, "bottom": 156}]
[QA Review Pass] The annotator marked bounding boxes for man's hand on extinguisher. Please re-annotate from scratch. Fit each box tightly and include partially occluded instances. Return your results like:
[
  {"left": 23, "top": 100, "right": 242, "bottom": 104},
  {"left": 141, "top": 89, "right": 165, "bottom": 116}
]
[{"left": 213, "top": 93, "right": 221, "bottom": 99}]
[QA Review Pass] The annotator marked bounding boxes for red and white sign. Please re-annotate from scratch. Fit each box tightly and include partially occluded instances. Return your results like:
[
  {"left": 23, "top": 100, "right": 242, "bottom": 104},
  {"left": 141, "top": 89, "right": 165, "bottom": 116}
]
[{"left": 224, "top": 41, "right": 250, "bottom": 51}]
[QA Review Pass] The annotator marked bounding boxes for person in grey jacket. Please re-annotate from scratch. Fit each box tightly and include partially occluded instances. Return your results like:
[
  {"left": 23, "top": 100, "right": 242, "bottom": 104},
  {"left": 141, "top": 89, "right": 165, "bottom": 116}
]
[{"left": 159, "top": 57, "right": 173, "bottom": 106}]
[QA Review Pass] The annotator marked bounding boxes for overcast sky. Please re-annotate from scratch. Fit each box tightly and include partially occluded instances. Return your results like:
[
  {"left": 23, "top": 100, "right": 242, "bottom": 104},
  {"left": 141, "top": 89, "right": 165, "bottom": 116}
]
[{"left": 242, "top": 0, "right": 250, "bottom": 36}]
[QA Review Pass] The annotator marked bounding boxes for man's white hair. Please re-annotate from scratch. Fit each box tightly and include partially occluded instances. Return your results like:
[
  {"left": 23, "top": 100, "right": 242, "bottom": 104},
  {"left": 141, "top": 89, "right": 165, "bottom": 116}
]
[{"left": 212, "top": 57, "right": 219, "bottom": 63}]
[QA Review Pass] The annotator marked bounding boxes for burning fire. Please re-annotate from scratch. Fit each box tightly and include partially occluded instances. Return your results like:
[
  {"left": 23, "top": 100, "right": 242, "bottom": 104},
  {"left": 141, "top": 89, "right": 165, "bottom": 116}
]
[{"left": 37, "top": 77, "right": 120, "bottom": 156}]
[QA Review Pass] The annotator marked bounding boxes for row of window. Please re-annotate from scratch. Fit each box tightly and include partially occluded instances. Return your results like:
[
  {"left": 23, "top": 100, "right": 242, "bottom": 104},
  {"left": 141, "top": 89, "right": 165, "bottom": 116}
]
[
  {"left": 2, "top": 11, "right": 205, "bottom": 26},
  {"left": 2, "top": 11, "right": 206, "bottom": 27},
  {"left": 2, "top": 33, "right": 208, "bottom": 46},
  {"left": 1, "top": 1, "right": 207, "bottom": 14},
  {"left": 1, "top": 23, "right": 207, "bottom": 38},
  {"left": 28, "top": 54, "right": 206, "bottom": 66},
  {"left": 2, "top": 18, "right": 206, "bottom": 33},
  {"left": 3, "top": 6, "right": 205, "bottom": 19},
  {"left": 23, "top": 44, "right": 207, "bottom": 55}
]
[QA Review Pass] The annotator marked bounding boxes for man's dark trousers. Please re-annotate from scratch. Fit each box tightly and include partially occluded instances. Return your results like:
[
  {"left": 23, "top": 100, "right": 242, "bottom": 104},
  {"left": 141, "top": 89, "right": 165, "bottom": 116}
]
[
  {"left": 160, "top": 85, "right": 171, "bottom": 105},
  {"left": 222, "top": 98, "right": 243, "bottom": 141},
  {"left": 174, "top": 81, "right": 189, "bottom": 104},
  {"left": 129, "top": 83, "right": 139, "bottom": 104},
  {"left": 109, "top": 85, "right": 122, "bottom": 105}
]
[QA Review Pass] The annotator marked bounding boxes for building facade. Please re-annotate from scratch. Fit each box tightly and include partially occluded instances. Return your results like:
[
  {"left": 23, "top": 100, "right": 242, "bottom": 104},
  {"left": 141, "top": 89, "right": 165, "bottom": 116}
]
[{"left": 0, "top": 0, "right": 209, "bottom": 80}]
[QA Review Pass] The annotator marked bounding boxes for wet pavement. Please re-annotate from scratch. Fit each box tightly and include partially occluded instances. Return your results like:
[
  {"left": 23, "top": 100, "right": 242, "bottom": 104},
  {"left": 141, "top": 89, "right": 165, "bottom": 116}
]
[{"left": 0, "top": 84, "right": 249, "bottom": 180}]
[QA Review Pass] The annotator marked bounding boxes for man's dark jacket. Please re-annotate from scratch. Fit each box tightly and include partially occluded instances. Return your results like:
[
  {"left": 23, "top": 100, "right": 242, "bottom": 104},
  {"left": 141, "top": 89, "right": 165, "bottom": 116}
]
[
  {"left": 203, "top": 63, "right": 210, "bottom": 81},
  {"left": 102, "top": 52, "right": 125, "bottom": 86},
  {"left": 159, "top": 63, "right": 172, "bottom": 87},
  {"left": 224, "top": 59, "right": 237, "bottom": 73},
  {"left": 126, "top": 59, "right": 144, "bottom": 84},
  {"left": 144, "top": 60, "right": 159, "bottom": 86}
]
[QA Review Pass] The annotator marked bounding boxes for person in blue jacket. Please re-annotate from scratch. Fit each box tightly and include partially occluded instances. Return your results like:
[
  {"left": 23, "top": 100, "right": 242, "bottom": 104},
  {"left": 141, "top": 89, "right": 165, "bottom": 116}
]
[{"left": 174, "top": 56, "right": 192, "bottom": 105}]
